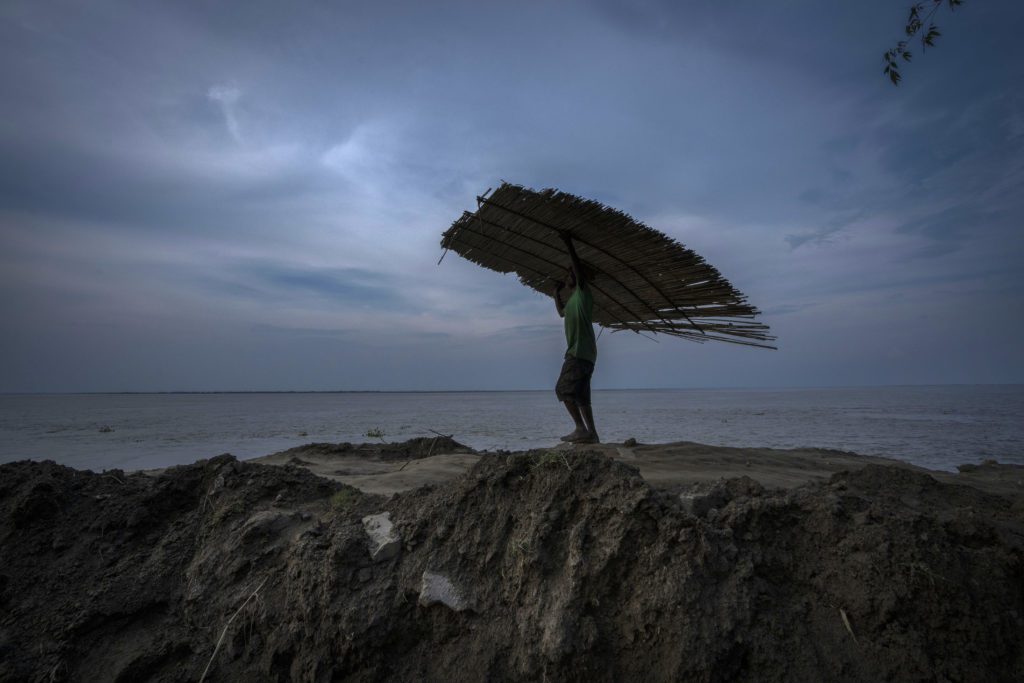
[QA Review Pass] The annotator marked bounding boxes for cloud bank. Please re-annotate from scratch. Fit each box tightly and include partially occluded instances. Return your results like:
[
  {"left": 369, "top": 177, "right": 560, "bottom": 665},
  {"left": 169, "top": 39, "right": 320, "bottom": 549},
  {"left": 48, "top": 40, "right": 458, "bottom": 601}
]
[{"left": 0, "top": 0, "right": 1021, "bottom": 391}]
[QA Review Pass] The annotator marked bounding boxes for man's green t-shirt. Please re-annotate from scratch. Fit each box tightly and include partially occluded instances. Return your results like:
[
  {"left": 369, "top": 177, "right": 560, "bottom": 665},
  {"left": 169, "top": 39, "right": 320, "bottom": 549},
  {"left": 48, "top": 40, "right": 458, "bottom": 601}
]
[{"left": 564, "top": 284, "right": 597, "bottom": 364}]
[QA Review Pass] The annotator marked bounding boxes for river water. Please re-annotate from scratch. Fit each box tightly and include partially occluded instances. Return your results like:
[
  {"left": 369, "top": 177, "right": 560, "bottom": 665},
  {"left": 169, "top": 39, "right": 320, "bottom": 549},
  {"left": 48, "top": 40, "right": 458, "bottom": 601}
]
[{"left": 1, "top": 385, "right": 1022, "bottom": 472}]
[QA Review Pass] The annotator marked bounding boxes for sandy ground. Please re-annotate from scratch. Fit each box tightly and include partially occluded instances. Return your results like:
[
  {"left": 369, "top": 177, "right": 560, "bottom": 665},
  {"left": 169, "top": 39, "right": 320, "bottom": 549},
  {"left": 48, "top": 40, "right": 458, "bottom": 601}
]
[
  {"left": 249, "top": 438, "right": 481, "bottom": 496},
  {"left": 251, "top": 438, "right": 1024, "bottom": 498},
  {"left": 3, "top": 437, "right": 1022, "bottom": 680}
]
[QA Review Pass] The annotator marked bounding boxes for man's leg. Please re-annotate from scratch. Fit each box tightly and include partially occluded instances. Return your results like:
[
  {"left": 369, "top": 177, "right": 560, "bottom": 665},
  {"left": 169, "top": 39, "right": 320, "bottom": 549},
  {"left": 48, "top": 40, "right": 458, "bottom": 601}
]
[
  {"left": 561, "top": 400, "right": 587, "bottom": 441},
  {"left": 557, "top": 355, "right": 588, "bottom": 441},
  {"left": 573, "top": 361, "right": 598, "bottom": 443},
  {"left": 579, "top": 405, "right": 599, "bottom": 443}
]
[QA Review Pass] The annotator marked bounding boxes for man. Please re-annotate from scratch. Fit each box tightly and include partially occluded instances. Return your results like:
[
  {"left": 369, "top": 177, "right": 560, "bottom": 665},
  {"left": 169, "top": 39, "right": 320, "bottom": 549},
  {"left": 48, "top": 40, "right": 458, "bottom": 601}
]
[{"left": 553, "top": 232, "right": 599, "bottom": 444}]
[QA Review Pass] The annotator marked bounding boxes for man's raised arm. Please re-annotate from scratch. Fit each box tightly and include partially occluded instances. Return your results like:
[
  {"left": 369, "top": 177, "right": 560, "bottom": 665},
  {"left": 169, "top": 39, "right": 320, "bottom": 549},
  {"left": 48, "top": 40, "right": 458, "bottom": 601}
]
[{"left": 559, "top": 232, "right": 586, "bottom": 287}]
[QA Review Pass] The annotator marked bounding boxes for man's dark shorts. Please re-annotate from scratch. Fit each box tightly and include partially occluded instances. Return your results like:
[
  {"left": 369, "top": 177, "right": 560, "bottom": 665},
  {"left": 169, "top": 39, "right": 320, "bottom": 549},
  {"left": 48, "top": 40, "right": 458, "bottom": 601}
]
[{"left": 555, "top": 352, "right": 594, "bottom": 407}]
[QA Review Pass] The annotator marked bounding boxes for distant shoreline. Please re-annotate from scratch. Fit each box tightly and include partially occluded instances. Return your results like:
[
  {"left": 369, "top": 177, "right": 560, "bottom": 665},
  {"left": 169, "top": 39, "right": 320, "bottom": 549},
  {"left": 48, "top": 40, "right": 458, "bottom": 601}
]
[{"left": 2, "top": 383, "right": 1023, "bottom": 396}]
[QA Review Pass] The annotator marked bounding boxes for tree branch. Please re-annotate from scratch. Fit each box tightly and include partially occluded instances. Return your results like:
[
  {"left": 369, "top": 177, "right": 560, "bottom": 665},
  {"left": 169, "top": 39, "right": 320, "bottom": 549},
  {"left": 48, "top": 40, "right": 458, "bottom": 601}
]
[{"left": 883, "top": 0, "right": 964, "bottom": 86}]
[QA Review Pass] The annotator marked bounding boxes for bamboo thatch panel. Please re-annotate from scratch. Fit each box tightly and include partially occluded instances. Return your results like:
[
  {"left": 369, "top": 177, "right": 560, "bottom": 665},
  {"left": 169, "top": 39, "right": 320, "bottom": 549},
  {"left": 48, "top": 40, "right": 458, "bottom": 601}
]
[{"left": 440, "top": 183, "right": 775, "bottom": 349}]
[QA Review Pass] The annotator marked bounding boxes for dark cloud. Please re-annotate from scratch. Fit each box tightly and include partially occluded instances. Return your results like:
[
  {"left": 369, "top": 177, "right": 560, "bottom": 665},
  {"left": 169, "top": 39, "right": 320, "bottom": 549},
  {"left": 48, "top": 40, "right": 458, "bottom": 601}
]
[
  {"left": 896, "top": 204, "right": 996, "bottom": 243},
  {"left": 0, "top": 0, "right": 1022, "bottom": 391},
  {"left": 246, "top": 264, "right": 408, "bottom": 309},
  {"left": 785, "top": 211, "right": 865, "bottom": 249},
  {"left": 797, "top": 188, "right": 827, "bottom": 205}
]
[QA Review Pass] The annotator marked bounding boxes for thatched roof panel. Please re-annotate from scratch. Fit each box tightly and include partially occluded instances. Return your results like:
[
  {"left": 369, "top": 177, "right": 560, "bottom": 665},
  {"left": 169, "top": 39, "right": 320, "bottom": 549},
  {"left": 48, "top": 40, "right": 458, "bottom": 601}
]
[{"left": 440, "top": 183, "right": 775, "bottom": 348}]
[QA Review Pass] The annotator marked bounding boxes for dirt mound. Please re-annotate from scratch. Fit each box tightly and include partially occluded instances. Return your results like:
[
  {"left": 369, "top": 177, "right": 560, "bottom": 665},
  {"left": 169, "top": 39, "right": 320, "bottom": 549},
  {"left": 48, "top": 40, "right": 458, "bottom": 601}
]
[
  {"left": 268, "top": 435, "right": 474, "bottom": 463},
  {"left": 1, "top": 451, "right": 1022, "bottom": 681}
]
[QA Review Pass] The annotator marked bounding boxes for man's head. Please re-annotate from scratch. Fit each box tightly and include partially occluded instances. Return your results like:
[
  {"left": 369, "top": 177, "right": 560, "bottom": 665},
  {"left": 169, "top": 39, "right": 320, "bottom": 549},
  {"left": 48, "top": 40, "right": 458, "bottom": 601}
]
[
  {"left": 565, "top": 266, "right": 576, "bottom": 289},
  {"left": 565, "top": 262, "right": 593, "bottom": 288}
]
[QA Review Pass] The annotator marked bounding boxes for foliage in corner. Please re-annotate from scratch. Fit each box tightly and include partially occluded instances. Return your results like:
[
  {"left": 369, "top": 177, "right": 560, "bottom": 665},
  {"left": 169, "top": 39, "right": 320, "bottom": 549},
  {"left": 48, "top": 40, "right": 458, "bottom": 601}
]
[{"left": 883, "top": 0, "right": 964, "bottom": 85}]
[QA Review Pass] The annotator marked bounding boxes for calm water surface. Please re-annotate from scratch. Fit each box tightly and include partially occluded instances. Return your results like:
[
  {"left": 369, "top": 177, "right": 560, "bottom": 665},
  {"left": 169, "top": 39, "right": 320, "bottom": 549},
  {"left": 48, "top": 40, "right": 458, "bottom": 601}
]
[{"left": 0, "top": 386, "right": 1022, "bottom": 472}]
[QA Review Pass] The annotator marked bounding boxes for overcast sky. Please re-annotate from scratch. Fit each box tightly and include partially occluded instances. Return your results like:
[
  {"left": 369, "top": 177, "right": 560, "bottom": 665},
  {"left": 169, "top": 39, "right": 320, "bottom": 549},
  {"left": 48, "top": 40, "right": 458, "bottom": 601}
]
[{"left": 1, "top": 0, "right": 1021, "bottom": 392}]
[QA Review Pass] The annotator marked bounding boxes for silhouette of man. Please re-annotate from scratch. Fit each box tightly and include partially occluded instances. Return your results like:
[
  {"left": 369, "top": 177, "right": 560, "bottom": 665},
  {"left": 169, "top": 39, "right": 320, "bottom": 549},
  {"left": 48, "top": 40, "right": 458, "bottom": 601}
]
[{"left": 553, "top": 232, "right": 599, "bottom": 443}]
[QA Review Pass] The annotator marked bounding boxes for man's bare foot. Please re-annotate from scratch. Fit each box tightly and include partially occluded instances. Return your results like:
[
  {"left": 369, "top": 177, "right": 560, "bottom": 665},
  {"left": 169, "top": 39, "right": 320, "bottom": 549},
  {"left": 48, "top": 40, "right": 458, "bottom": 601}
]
[
  {"left": 571, "top": 432, "right": 600, "bottom": 444},
  {"left": 561, "top": 428, "right": 587, "bottom": 442}
]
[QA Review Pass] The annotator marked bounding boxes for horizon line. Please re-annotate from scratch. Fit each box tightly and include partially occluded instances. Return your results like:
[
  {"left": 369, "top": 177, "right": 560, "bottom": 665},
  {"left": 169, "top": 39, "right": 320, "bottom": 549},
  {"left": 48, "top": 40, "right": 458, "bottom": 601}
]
[{"left": 2, "top": 382, "right": 1023, "bottom": 396}]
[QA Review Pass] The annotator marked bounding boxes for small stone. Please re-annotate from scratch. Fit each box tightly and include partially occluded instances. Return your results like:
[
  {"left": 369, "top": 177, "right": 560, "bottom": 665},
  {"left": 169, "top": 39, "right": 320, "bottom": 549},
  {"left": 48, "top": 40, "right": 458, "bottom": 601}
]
[
  {"left": 240, "top": 510, "right": 293, "bottom": 542},
  {"left": 678, "top": 492, "right": 698, "bottom": 515},
  {"left": 623, "top": 438, "right": 637, "bottom": 447},
  {"left": 362, "top": 512, "right": 401, "bottom": 562},
  {"left": 357, "top": 568, "right": 372, "bottom": 582},
  {"left": 418, "top": 571, "right": 469, "bottom": 611}
]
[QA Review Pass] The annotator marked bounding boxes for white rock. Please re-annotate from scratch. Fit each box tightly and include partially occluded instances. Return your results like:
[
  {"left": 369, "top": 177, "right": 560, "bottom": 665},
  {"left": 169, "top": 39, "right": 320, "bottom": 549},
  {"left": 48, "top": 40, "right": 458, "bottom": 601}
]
[
  {"left": 418, "top": 571, "right": 469, "bottom": 611},
  {"left": 678, "top": 491, "right": 698, "bottom": 515},
  {"left": 361, "top": 512, "right": 401, "bottom": 562}
]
